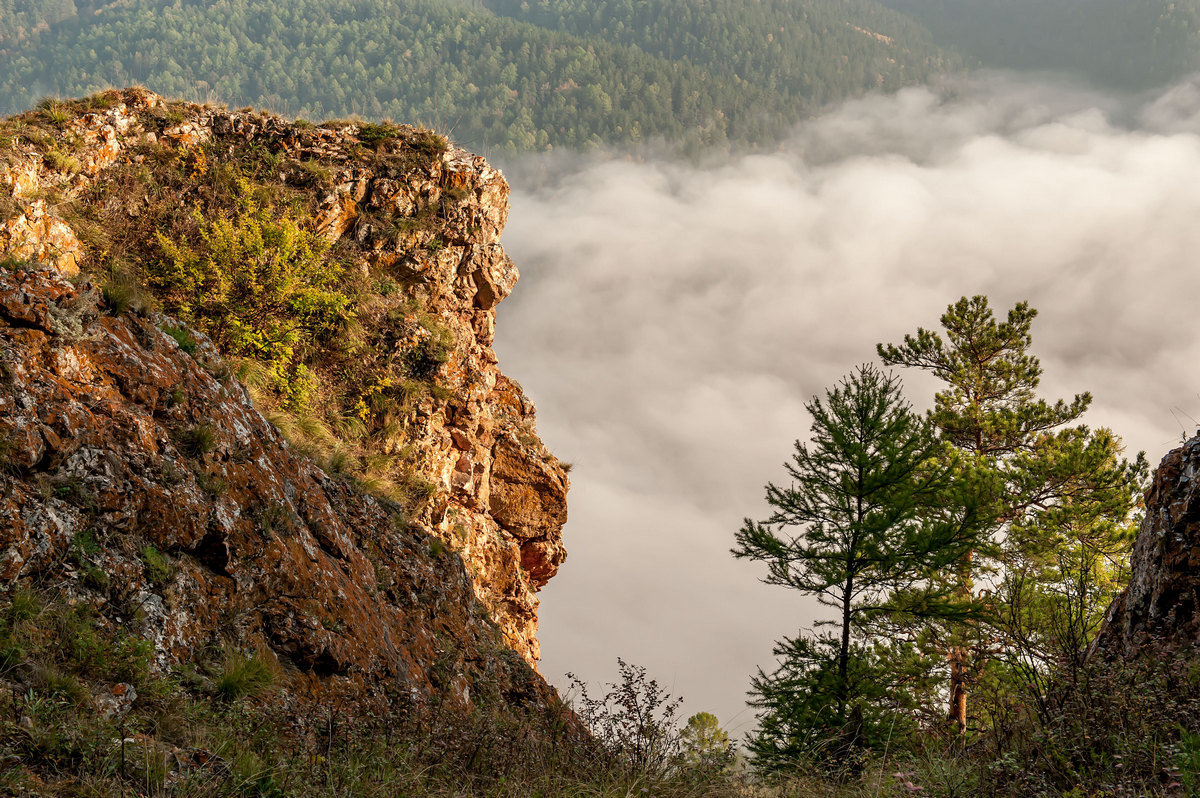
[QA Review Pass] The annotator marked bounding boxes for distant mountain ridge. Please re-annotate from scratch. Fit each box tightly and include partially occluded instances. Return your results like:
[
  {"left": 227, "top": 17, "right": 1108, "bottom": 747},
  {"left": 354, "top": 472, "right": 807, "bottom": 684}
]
[
  {"left": 875, "top": 0, "right": 1200, "bottom": 89},
  {"left": 0, "top": 0, "right": 958, "bottom": 153}
]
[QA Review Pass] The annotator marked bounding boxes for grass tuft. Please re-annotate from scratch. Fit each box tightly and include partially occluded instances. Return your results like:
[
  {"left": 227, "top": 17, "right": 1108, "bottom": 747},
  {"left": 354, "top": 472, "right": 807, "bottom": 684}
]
[
  {"left": 177, "top": 423, "right": 217, "bottom": 458},
  {"left": 214, "top": 650, "right": 276, "bottom": 700}
]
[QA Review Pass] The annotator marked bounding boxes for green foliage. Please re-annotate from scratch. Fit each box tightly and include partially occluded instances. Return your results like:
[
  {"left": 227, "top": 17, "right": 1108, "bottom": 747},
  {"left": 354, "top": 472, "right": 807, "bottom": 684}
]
[
  {"left": 214, "top": 650, "right": 276, "bottom": 700},
  {"left": 0, "top": 0, "right": 957, "bottom": 154},
  {"left": 357, "top": 121, "right": 402, "bottom": 145},
  {"left": 680, "top": 711, "right": 733, "bottom": 770},
  {"left": 878, "top": 296, "right": 1147, "bottom": 735},
  {"left": 748, "top": 636, "right": 898, "bottom": 773},
  {"left": 42, "top": 148, "right": 80, "bottom": 174},
  {"left": 177, "top": 422, "right": 217, "bottom": 458},
  {"left": 1178, "top": 726, "right": 1200, "bottom": 797},
  {"left": 735, "top": 364, "right": 974, "bottom": 759},
  {"left": 0, "top": 254, "right": 34, "bottom": 271},
  {"left": 162, "top": 322, "right": 198, "bottom": 355},
  {"left": 152, "top": 177, "right": 346, "bottom": 405},
  {"left": 140, "top": 544, "right": 175, "bottom": 586}
]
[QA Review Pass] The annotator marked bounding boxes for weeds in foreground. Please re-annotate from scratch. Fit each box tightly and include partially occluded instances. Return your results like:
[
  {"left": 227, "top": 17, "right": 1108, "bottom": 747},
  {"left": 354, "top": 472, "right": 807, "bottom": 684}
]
[
  {"left": 3, "top": 583, "right": 1196, "bottom": 797},
  {"left": 0, "top": 586, "right": 751, "bottom": 797}
]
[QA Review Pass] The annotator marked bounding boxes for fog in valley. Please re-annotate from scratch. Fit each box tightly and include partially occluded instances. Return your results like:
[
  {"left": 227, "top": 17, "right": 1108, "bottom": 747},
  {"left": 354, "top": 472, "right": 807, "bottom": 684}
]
[{"left": 494, "top": 72, "right": 1200, "bottom": 733}]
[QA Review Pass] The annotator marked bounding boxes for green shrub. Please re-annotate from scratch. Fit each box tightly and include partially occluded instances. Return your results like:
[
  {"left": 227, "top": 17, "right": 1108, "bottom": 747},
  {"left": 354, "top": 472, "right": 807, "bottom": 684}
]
[
  {"left": 357, "top": 121, "right": 400, "bottom": 145},
  {"left": 152, "top": 177, "right": 348, "bottom": 407},
  {"left": 140, "top": 545, "right": 175, "bottom": 586}
]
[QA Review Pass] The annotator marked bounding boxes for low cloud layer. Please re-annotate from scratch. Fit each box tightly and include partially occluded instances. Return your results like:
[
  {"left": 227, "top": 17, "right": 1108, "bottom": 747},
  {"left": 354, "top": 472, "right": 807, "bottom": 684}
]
[{"left": 492, "top": 72, "right": 1200, "bottom": 733}]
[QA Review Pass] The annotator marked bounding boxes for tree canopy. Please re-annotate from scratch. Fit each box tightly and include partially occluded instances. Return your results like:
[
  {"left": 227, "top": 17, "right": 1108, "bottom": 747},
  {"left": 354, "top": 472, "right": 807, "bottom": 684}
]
[{"left": 0, "top": 0, "right": 957, "bottom": 154}]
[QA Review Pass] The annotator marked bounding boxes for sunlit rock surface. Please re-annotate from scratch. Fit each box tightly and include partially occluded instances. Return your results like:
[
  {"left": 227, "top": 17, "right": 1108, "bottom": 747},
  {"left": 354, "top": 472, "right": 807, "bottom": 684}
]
[{"left": 0, "top": 89, "right": 569, "bottom": 712}]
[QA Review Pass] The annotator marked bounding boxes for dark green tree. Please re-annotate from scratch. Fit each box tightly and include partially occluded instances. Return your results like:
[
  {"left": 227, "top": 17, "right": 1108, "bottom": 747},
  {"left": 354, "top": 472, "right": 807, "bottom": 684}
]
[
  {"left": 734, "top": 364, "right": 973, "bottom": 762},
  {"left": 878, "top": 295, "right": 1146, "bottom": 734}
]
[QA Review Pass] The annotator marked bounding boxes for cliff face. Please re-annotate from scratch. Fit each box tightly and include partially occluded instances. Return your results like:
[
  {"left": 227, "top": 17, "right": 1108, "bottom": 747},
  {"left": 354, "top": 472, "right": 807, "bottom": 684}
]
[
  {"left": 1091, "top": 433, "right": 1200, "bottom": 659},
  {"left": 0, "top": 89, "right": 568, "bottom": 708}
]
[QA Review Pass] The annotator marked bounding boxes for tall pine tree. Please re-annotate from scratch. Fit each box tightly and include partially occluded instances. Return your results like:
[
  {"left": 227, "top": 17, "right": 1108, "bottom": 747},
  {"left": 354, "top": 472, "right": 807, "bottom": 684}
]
[
  {"left": 734, "top": 364, "right": 973, "bottom": 762},
  {"left": 878, "top": 295, "right": 1145, "bottom": 734}
]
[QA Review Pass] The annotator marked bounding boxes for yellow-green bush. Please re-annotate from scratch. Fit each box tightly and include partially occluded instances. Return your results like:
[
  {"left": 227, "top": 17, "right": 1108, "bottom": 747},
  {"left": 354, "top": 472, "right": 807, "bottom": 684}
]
[{"left": 152, "top": 176, "right": 348, "bottom": 406}]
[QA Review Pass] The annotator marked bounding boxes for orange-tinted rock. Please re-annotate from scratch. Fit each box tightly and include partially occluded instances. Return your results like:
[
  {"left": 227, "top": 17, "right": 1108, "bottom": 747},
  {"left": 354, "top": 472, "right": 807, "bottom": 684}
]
[
  {"left": 0, "top": 90, "right": 571, "bottom": 719},
  {"left": 0, "top": 265, "right": 559, "bottom": 714},
  {"left": 0, "top": 199, "right": 83, "bottom": 275},
  {"left": 0, "top": 89, "right": 570, "bottom": 668}
]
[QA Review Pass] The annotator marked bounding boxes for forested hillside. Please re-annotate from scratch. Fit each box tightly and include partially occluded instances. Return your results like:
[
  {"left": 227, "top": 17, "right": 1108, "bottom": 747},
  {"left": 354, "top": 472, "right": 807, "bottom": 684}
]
[
  {"left": 481, "top": 0, "right": 956, "bottom": 106},
  {"left": 876, "top": 0, "right": 1200, "bottom": 88},
  {"left": 0, "top": 0, "right": 958, "bottom": 153}
]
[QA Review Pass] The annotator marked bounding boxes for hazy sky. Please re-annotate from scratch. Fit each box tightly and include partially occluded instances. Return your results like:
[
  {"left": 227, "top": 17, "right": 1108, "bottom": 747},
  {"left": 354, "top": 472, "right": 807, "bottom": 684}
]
[{"left": 492, "top": 72, "right": 1200, "bottom": 735}]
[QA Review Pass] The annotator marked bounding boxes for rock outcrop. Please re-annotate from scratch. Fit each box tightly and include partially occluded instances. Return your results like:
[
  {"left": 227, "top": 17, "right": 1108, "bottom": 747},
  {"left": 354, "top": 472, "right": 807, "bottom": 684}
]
[
  {"left": 0, "top": 89, "right": 569, "bottom": 711},
  {"left": 1091, "top": 433, "right": 1200, "bottom": 659}
]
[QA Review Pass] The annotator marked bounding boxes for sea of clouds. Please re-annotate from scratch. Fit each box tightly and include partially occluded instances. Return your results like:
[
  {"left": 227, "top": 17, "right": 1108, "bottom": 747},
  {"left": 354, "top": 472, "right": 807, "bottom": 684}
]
[{"left": 493, "top": 72, "right": 1200, "bottom": 732}]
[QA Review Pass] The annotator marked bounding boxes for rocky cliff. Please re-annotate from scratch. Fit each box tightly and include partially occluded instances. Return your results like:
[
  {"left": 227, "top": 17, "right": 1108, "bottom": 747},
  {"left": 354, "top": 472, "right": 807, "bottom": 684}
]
[
  {"left": 0, "top": 89, "right": 569, "bottom": 713},
  {"left": 1091, "top": 432, "right": 1200, "bottom": 659}
]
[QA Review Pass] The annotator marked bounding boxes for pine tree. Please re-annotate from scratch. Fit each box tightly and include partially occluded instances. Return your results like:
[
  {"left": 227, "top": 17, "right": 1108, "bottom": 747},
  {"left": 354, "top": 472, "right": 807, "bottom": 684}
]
[
  {"left": 734, "top": 364, "right": 973, "bottom": 761},
  {"left": 878, "top": 295, "right": 1145, "bottom": 734}
]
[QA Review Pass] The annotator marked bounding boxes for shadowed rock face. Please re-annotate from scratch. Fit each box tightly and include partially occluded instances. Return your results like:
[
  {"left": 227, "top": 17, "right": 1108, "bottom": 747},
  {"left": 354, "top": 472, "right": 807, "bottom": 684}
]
[
  {"left": 1091, "top": 433, "right": 1200, "bottom": 660},
  {"left": 0, "top": 89, "right": 569, "bottom": 711}
]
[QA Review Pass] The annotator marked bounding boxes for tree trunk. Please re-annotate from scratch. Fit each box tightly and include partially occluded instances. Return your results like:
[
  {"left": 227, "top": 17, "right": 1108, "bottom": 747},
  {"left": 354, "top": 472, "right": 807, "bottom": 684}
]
[
  {"left": 948, "top": 645, "right": 967, "bottom": 734},
  {"left": 838, "top": 575, "right": 853, "bottom": 726},
  {"left": 948, "top": 548, "right": 974, "bottom": 734}
]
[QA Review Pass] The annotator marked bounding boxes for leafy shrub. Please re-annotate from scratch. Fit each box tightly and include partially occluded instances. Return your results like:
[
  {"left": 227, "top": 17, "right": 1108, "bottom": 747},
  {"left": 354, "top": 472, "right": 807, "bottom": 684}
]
[{"left": 152, "top": 177, "right": 348, "bottom": 406}]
